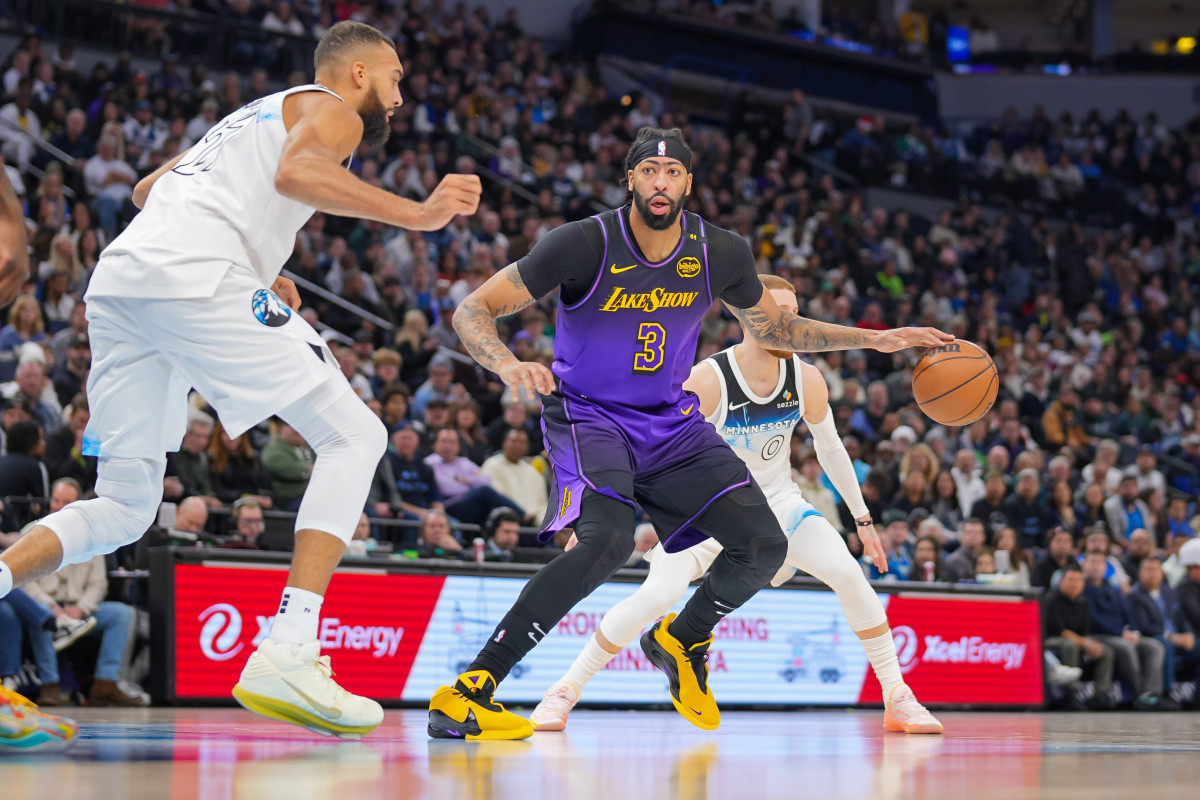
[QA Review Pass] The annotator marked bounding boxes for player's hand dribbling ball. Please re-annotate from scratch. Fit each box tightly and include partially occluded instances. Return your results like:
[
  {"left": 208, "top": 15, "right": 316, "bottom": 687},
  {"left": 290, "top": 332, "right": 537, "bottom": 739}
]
[
  {"left": 419, "top": 174, "right": 482, "bottom": 230},
  {"left": 912, "top": 340, "right": 998, "bottom": 426},
  {"left": 873, "top": 326, "right": 955, "bottom": 352}
]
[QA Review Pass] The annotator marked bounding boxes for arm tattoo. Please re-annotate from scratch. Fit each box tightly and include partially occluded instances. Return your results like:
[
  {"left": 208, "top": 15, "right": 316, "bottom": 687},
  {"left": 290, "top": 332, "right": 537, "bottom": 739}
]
[
  {"left": 730, "top": 304, "right": 872, "bottom": 352},
  {"left": 453, "top": 265, "right": 537, "bottom": 372}
]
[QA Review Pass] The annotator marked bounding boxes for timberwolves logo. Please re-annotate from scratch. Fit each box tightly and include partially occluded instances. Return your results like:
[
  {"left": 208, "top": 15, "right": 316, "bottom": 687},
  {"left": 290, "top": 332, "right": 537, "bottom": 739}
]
[
  {"left": 762, "top": 434, "right": 785, "bottom": 460},
  {"left": 677, "top": 256, "right": 701, "bottom": 279},
  {"left": 252, "top": 289, "right": 291, "bottom": 327}
]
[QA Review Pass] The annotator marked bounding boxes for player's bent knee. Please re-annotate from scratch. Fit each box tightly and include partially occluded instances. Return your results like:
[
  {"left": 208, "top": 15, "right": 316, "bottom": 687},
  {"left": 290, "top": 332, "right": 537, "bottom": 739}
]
[{"left": 45, "top": 457, "right": 163, "bottom": 566}]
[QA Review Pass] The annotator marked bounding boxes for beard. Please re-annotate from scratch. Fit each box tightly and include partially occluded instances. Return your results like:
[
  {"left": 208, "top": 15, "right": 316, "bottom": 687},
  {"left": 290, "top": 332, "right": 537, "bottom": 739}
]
[
  {"left": 357, "top": 85, "right": 390, "bottom": 147},
  {"left": 632, "top": 187, "right": 683, "bottom": 231}
]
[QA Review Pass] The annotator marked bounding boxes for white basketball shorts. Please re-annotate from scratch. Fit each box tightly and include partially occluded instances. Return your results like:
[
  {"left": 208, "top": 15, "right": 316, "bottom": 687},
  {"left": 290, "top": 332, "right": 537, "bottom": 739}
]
[{"left": 81, "top": 266, "right": 347, "bottom": 460}]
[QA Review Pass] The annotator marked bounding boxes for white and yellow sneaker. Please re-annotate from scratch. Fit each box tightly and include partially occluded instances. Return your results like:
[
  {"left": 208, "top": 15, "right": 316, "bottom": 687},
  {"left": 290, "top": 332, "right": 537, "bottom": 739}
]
[
  {"left": 529, "top": 681, "right": 579, "bottom": 732},
  {"left": 233, "top": 639, "right": 384, "bottom": 740},
  {"left": 883, "top": 684, "right": 943, "bottom": 734}
]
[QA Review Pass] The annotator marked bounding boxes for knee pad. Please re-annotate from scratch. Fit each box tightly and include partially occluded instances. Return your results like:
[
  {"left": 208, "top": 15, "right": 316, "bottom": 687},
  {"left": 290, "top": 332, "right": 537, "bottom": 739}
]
[
  {"left": 45, "top": 457, "right": 163, "bottom": 567},
  {"left": 286, "top": 388, "right": 388, "bottom": 544}
]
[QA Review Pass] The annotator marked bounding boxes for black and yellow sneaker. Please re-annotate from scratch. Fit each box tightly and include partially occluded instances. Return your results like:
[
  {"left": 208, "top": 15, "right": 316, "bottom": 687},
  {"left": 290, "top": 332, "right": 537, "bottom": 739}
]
[
  {"left": 428, "top": 670, "right": 533, "bottom": 740},
  {"left": 640, "top": 613, "right": 720, "bottom": 731}
]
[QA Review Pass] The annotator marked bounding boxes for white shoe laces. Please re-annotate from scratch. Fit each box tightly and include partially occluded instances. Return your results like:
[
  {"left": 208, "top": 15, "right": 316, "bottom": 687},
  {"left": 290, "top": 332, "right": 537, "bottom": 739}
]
[
  {"left": 889, "top": 688, "right": 932, "bottom": 720},
  {"left": 537, "top": 683, "right": 577, "bottom": 718}
]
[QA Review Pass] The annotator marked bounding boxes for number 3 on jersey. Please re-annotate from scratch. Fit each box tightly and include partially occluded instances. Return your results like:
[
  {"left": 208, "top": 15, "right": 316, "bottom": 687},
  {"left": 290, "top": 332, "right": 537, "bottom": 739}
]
[{"left": 634, "top": 322, "right": 666, "bottom": 374}]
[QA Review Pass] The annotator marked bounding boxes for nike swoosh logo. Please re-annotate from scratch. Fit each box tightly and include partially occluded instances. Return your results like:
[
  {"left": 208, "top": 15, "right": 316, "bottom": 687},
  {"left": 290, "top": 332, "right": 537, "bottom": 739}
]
[
  {"left": 690, "top": 707, "right": 703, "bottom": 715},
  {"left": 729, "top": 401, "right": 750, "bottom": 411},
  {"left": 610, "top": 263, "right": 637, "bottom": 273},
  {"left": 281, "top": 675, "right": 343, "bottom": 720},
  {"left": 682, "top": 404, "right": 695, "bottom": 415}
]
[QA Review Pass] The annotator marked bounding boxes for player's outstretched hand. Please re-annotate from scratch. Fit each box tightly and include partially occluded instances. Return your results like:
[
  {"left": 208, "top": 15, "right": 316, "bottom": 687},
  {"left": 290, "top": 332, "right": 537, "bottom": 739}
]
[
  {"left": 872, "top": 326, "right": 954, "bottom": 353},
  {"left": 418, "top": 174, "right": 482, "bottom": 231},
  {"left": 858, "top": 521, "right": 887, "bottom": 573},
  {"left": 498, "top": 360, "right": 555, "bottom": 401},
  {"left": 271, "top": 276, "right": 301, "bottom": 310}
]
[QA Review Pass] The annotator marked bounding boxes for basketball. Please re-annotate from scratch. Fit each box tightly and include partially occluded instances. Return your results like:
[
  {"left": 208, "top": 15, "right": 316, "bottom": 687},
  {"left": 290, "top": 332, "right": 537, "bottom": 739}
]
[{"left": 912, "top": 341, "right": 998, "bottom": 426}]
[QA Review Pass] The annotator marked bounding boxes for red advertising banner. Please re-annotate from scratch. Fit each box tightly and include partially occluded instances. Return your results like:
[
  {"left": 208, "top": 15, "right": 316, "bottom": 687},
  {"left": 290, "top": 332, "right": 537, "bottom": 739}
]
[
  {"left": 172, "top": 564, "right": 445, "bottom": 698},
  {"left": 858, "top": 594, "right": 1044, "bottom": 705}
]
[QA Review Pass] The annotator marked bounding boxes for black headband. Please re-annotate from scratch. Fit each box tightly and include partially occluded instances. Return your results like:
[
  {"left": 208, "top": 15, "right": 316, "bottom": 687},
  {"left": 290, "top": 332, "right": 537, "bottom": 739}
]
[{"left": 627, "top": 137, "right": 692, "bottom": 172}]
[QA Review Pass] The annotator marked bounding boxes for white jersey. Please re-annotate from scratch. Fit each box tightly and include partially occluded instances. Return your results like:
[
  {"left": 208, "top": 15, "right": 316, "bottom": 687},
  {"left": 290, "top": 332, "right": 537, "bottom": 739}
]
[
  {"left": 88, "top": 85, "right": 343, "bottom": 301},
  {"left": 702, "top": 347, "right": 805, "bottom": 500}
]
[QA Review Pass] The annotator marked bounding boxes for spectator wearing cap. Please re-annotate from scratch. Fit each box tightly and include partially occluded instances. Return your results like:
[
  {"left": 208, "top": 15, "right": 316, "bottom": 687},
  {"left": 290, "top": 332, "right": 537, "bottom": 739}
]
[
  {"left": 1003, "top": 468, "right": 1054, "bottom": 550},
  {"left": 122, "top": 100, "right": 166, "bottom": 163},
  {"left": 1104, "top": 474, "right": 1152, "bottom": 542},
  {"left": 50, "top": 333, "right": 89, "bottom": 408},
  {"left": 419, "top": 398, "right": 452, "bottom": 453},
  {"left": 482, "top": 428, "right": 548, "bottom": 526},
  {"left": 425, "top": 428, "right": 523, "bottom": 527},
  {"left": 942, "top": 518, "right": 987, "bottom": 583},
  {"left": 412, "top": 355, "right": 463, "bottom": 417},
  {"left": 1128, "top": 557, "right": 1197, "bottom": 705}
]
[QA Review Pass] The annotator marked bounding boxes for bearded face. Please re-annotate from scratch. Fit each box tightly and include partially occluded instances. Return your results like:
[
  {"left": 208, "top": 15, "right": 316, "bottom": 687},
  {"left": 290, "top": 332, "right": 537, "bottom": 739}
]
[
  {"left": 631, "top": 182, "right": 684, "bottom": 231},
  {"left": 357, "top": 82, "right": 390, "bottom": 147}
]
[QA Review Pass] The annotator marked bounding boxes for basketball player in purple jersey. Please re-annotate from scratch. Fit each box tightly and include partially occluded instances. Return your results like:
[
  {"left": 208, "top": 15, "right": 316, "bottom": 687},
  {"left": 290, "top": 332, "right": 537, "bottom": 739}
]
[{"left": 427, "top": 128, "right": 952, "bottom": 739}]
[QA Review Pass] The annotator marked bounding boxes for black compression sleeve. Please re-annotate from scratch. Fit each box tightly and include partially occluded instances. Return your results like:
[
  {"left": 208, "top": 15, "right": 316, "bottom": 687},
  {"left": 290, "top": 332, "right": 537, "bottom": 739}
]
[
  {"left": 707, "top": 227, "right": 764, "bottom": 309},
  {"left": 516, "top": 218, "right": 604, "bottom": 305}
]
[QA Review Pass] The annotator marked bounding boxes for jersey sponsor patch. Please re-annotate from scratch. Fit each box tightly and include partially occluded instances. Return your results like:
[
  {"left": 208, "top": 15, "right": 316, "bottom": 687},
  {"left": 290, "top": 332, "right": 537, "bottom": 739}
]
[
  {"left": 252, "top": 289, "right": 291, "bottom": 327},
  {"left": 676, "top": 256, "right": 701, "bottom": 278}
]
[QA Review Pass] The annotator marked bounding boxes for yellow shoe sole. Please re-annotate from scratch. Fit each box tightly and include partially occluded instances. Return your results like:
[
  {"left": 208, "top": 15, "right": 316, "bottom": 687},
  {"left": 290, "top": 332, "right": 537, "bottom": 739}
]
[{"left": 232, "top": 684, "right": 381, "bottom": 740}]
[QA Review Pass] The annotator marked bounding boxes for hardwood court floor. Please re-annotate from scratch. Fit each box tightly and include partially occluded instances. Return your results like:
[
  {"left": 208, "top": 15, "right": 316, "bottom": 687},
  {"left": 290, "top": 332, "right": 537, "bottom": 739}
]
[{"left": 2, "top": 708, "right": 1199, "bottom": 800}]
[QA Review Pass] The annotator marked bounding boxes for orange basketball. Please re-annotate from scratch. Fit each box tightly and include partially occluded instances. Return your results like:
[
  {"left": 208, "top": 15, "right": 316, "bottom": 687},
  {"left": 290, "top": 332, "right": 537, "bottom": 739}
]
[{"left": 911, "top": 340, "right": 998, "bottom": 426}]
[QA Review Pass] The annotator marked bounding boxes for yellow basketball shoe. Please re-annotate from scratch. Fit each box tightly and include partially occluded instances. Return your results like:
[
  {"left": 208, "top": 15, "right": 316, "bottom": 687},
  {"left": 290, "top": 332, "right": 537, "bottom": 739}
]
[
  {"left": 427, "top": 670, "right": 533, "bottom": 740},
  {"left": 640, "top": 613, "right": 720, "bottom": 731},
  {"left": 0, "top": 685, "right": 78, "bottom": 753}
]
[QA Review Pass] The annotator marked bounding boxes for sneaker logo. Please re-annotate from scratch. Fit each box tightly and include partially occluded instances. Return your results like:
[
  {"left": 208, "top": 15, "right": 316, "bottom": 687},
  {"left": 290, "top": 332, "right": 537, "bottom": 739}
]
[
  {"left": 468, "top": 675, "right": 481, "bottom": 686},
  {"left": 280, "top": 674, "right": 344, "bottom": 720},
  {"left": 689, "top": 707, "right": 702, "bottom": 715}
]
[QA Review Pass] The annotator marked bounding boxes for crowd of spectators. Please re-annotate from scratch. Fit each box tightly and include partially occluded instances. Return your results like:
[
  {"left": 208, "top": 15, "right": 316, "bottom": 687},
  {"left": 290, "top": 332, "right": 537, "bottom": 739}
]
[{"left": 0, "top": 0, "right": 1199, "bottom": 707}]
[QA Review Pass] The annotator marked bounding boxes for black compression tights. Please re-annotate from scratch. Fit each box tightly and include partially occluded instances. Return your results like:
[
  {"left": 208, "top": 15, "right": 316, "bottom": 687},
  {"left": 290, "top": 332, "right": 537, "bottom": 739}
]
[
  {"left": 470, "top": 491, "right": 635, "bottom": 683},
  {"left": 668, "top": 484, "right": 788, "bottom": 647},
  {"left": 468, "top": 484, "right": 787, "bottom": 684}
]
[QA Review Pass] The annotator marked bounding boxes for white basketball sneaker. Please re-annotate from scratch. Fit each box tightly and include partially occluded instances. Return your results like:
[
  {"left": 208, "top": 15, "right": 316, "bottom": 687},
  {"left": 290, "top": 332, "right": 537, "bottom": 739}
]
[
  {"left": 233, "top": 639, "right": 384, "bottom": 739},
  {"left": 529, "top": 681, "right": 579, "bottom": 732}
]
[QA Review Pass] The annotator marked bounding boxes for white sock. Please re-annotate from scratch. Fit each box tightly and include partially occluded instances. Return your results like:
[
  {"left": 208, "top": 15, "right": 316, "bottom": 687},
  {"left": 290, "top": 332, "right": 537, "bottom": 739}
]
[
  {"left": 268, "top": 586, "right": 324, "bottom": 648},
  {"left": 560, "top": 635, "right": 618, "bottom": 695},
  {"left": 860, "top": 630, "right": 904, "bottom": 701},
  {"left": 0, "top": 562, "right": 12, "bottom": 598}
]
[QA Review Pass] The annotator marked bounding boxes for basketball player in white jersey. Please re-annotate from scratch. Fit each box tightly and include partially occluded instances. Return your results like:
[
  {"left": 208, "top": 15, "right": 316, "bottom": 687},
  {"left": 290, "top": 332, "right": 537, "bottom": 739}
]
[
  {"left": 530, "top": 275, "right": 942, "bottom": 734},
  {"left": 0, "top": 22, "right": 481, "bottom": 739}
]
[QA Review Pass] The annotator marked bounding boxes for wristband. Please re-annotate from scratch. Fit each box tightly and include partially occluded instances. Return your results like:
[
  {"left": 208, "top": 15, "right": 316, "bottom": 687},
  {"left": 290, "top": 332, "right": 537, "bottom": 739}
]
[{"left": 855, "top": 519, "right": 874, "bottom": 527}]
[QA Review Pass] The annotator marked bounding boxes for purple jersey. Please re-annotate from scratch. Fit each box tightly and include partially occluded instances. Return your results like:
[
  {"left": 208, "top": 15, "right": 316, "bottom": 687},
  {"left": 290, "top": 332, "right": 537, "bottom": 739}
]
[{"left": 552, "top": 206, "right": 713, "bottom": 407}]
